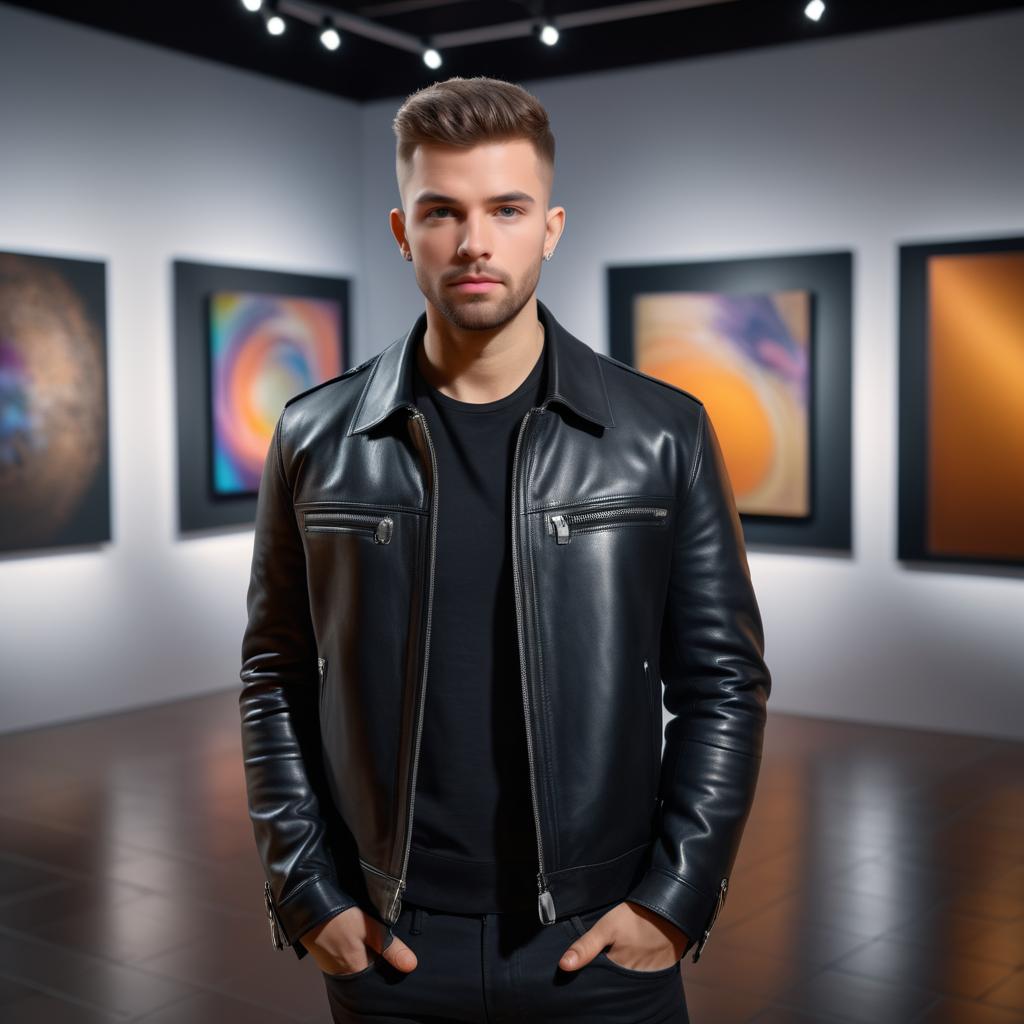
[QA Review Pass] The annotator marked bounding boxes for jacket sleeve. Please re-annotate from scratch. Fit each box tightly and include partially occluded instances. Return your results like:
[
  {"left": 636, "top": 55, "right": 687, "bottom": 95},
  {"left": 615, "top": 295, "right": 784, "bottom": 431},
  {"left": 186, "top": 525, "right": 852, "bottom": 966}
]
[
  {"left": 626, "top": 403, "right": 771, "bottom": 963},
  {"left": 239, "top": 412, "right": 357, "bottom": 960}
]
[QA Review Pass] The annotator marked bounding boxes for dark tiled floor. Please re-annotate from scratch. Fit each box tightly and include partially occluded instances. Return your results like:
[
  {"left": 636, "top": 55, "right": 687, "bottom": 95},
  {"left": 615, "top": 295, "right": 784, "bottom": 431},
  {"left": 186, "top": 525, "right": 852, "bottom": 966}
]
[{"left": 0, "top": 694, "right": 1020, "bottom": 1023}]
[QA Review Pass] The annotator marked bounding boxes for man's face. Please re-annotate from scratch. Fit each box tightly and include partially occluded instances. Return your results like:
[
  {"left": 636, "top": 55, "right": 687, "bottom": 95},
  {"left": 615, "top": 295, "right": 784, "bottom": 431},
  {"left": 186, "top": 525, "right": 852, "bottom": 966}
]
[{"left": 391, "top": 139, "right": 563, "bottom": 332}]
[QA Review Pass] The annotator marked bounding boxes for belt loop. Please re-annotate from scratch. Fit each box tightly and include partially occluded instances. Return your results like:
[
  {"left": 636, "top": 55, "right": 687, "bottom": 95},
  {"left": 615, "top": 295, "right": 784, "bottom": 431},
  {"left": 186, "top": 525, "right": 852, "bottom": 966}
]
[{"left": 410, "top": 906, "right": 424, "bottom": 935}]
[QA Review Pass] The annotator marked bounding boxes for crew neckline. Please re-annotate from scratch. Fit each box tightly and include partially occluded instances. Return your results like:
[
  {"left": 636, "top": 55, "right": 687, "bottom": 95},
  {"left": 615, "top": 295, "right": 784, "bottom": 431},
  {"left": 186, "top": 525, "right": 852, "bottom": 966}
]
[{"left": 416, "top": 337, "right": 546, "bottom": 415}]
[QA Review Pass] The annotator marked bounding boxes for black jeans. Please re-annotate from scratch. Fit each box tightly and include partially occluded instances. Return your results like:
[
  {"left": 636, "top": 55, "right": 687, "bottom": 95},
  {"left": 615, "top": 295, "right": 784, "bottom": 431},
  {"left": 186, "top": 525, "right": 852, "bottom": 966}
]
[{"left": 322, "top": 898, "right": 690, "bottom": 1023}]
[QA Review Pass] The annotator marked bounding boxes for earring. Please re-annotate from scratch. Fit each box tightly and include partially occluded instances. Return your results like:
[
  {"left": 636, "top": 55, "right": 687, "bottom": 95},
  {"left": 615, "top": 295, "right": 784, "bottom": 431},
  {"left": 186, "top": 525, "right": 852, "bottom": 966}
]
[
  {"left": 543, "top": 250, "right": 554, "bottom": 262},
  {"left": 404, "top": 251, "right": 412, "bottom": 261}
]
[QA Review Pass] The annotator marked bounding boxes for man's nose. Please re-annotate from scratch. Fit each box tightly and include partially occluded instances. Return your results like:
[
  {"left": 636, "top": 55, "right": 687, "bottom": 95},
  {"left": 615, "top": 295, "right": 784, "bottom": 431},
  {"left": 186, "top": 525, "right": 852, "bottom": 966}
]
[{"left": 458, "top": 216, "right": 492, "bottom": 260}]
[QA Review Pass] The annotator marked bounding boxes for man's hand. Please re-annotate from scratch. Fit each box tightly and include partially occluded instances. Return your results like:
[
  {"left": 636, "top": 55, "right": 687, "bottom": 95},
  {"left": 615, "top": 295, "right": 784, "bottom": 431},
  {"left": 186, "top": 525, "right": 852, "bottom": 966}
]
[
  {"left": 300, "top": 905, "right": 418, "bottom": 976},
  {"left": 559, "top": 900, "right": 689, "bottom": 972}
]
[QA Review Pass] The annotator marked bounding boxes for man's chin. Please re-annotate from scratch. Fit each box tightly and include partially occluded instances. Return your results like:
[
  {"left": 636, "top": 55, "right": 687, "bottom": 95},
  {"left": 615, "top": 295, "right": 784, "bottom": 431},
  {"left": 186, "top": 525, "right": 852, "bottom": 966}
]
[{"left": 437, "top": 294, "right": 521, "bottom": 332}]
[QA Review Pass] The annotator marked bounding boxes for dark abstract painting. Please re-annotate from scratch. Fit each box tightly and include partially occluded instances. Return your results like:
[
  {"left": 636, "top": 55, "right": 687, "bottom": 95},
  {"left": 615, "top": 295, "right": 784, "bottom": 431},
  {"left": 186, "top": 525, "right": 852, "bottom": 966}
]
[{"left": 0, "top": 251, "right": 109, "bottom": 555}]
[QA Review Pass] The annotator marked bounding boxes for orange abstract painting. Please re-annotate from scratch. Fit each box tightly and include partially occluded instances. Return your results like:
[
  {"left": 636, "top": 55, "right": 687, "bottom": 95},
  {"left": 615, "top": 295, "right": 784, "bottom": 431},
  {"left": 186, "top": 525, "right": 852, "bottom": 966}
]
[
  {"left": 927, "top": 252, "right": 1024, "bottom": 560},
  {"left": 634, "top": 291, "right": 811, "bottom": 517}
]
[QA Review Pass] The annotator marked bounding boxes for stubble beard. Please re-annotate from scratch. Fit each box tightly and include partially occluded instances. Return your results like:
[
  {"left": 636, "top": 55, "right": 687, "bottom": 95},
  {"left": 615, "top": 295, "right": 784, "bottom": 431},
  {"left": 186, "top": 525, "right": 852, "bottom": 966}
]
[{"left": 420, "top": 259, "right": 542, "bottom": 333}]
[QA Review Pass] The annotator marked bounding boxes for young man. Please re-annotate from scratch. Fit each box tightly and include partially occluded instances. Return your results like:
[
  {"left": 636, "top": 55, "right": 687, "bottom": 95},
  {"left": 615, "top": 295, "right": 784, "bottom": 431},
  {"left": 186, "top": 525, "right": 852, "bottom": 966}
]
[{"left": 240, "top": 76, "right": 771, "bottom": 1024}]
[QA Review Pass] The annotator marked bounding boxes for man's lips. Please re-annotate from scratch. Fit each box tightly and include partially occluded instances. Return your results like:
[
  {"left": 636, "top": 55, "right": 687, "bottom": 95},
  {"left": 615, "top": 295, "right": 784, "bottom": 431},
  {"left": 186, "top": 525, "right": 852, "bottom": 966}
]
[{"left": 450, "top": 277, "right": 502, "bottom": 293}]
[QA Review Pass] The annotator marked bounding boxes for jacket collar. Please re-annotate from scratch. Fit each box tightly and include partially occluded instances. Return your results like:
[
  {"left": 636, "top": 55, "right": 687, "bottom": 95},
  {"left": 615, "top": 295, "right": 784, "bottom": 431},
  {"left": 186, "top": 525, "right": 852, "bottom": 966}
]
[{"left": 347, "top": 298, "right": 614, "bottom": 436}]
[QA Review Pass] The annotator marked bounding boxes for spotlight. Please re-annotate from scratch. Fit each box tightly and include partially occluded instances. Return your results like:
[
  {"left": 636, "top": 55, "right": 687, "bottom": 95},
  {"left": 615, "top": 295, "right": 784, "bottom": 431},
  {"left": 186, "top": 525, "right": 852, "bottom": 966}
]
[
  {"left": 423, "top": 47, "right": 442, "bottom": 69},
  {"left": 539, "top": 23, "right": 559, "bottom": 46},
  {"left": 240, "top": 0, "right": 262, "bottom": 11},
  {"left": 265, "top": 11, "right": 285, "bottom": 35},
  {"left": 804, "top": 0, "right": 825, "bottom": 21},
  {"left": 320, "top": 18, "right": 341, "bottom": 51}
]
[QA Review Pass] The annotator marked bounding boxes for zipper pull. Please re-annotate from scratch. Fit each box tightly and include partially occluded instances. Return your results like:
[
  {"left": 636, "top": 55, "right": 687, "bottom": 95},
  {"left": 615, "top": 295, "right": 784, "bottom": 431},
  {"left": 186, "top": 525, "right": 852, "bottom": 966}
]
[
  {"left": 550, "top": 514, "right": 570, "bottom": 544},
  {"left": 374, "top": 517, "right": 393, "bottom": 544},
  {"left": 388, "top": 879, "right": 406, "bottom": 924},
  {"left": 537, "top": 874, "right": 556, "bottom": 924},
  {"left": 317, "top": 657, "right": 326, "bottom": 684}
]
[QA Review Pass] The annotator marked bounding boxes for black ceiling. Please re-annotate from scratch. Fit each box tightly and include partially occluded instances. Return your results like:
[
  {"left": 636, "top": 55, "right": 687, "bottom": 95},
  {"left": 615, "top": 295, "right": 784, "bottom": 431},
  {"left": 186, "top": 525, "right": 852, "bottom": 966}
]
[{"left": 5, "top": 0, "right": 1021, "bottom": 102}]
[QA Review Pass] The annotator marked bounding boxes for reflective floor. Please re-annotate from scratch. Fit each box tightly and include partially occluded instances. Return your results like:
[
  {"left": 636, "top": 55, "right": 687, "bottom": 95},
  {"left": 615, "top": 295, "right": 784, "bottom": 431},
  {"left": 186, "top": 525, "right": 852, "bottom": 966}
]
[{"left": 0, "top": 691, "right": 1020, "bottom": 1023}]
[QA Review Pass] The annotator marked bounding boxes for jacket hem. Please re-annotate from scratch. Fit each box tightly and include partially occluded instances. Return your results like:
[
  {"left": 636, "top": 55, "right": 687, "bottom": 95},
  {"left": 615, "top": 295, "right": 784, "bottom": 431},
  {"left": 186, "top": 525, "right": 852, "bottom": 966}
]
[{"left": 544, "top": 840, "right": 652, "bottom": 917}]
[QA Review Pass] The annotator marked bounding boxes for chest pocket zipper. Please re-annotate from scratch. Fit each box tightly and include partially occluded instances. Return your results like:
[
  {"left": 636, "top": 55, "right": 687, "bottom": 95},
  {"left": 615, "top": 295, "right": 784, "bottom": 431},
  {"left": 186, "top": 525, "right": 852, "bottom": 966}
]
[
  {"left": 546, "top": 505, "right": 668, "bottom": 545},
  {"left": 304, "top": 511, "right": 393, "bottom": 544}
]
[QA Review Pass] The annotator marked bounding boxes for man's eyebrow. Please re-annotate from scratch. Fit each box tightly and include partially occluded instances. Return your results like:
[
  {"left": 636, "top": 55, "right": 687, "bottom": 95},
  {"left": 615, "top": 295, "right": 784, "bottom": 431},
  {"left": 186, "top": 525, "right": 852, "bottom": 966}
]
[{"left": 413, "top": 191, "right": 536, "bottom": 206}]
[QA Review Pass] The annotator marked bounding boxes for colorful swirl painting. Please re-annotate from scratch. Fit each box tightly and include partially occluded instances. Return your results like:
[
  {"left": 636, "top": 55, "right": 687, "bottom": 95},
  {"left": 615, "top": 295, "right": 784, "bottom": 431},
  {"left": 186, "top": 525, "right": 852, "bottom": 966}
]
[
  {"left": 209, "top": 291, "right": 342, "bottom": 496},
  {"left": 633, "top": 290, "right": 812, "bottom": 518}
]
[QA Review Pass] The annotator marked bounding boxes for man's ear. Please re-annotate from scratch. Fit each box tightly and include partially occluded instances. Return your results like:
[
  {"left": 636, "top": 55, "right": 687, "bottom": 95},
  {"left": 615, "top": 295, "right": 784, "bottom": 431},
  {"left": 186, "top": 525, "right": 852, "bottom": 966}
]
[
  {"left": 545, "top": 205, "right": 566, "bottom": 255},
  {"left": 389, "top": 208, "right": 408, "bottom": 254}
]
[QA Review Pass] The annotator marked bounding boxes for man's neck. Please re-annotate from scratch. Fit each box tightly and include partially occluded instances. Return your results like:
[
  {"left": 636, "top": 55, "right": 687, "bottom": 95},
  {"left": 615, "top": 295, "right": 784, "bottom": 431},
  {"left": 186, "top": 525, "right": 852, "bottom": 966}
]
[{"left": 417, "top": 301, "right": 545, "bottom": 404}]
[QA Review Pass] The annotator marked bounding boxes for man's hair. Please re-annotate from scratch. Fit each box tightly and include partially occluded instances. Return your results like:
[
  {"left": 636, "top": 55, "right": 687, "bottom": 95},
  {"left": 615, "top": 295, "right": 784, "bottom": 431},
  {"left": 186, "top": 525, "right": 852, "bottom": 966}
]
[{"left": 392, "top": 76, "right": 555, "bottom": 200}]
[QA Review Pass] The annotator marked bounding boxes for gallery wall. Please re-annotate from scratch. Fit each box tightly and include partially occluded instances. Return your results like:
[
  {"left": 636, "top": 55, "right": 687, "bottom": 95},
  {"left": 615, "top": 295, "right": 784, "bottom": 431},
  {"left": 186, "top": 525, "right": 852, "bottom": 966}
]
[
  {"left": 357, "top": 7, "right": 1024, "bottom": 741},
  {"left": 0, "top": 3, "right": 365, "bottom": 733},
  {"left": 1, "top": 3, "right": 1021, "bottom": 739}
]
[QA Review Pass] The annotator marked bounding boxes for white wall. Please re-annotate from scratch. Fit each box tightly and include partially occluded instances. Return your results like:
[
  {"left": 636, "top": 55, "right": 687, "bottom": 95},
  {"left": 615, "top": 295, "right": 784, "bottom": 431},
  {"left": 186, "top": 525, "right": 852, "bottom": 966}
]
[
  {"left": 0, "top": 4, "right": 364, "bottom": 733},
  {"left": 358, "top": 9, "right": 1024, "bottom": 741},
  {"left": 2, "top": 3, "right": 1022, "bottom": 739}
]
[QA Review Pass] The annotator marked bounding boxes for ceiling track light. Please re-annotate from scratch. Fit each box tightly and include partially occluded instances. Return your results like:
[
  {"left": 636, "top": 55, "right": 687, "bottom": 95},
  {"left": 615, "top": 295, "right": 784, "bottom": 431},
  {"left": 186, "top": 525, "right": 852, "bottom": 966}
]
[
  {"left": 264, "top": 0, "right": 737, "bottom": 63},
  {"left": 320, "top": 16, "right": 342, "bottom": 50},
  {"left": 804, "top": 0, "right": 825, "bottom": 21},
  {"left": 240, "top": 0, "right": 263, "bottom": 12},
  {"left": 539, "top": 22, "right": 559, "bottom": 46},
  {"left": 264, "top": 3, "right": 286, "bottom": 36}
]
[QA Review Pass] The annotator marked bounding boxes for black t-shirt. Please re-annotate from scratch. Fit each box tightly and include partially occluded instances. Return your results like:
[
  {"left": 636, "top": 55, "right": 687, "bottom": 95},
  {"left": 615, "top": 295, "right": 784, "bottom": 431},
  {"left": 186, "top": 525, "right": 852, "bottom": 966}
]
[{"left": 403, "top": 328, "right": 548, "bottom": 913}]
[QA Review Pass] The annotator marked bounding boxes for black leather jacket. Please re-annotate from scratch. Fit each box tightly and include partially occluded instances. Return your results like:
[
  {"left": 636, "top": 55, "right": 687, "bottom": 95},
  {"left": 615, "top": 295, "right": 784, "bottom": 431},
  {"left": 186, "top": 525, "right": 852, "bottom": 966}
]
[{"left": 240, "top": 299, "right": 771, "bottom": 966}]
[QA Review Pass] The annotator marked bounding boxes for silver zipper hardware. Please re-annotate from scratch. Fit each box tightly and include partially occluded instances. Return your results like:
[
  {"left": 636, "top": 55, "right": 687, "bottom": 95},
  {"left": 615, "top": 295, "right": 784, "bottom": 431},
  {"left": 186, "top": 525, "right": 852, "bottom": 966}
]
[
  {"left": 304, "top": 511, "right": 393, "bottom": 543},
  {"left": 692, "top": 876, "right": 728, "bottom": 963},
  {"left": 510, "top": 408, "right": 555, "bottom": 925},
  {"left": 389, "top": 878, "right": 407, "bottom": 924},
  {"left": 317, "top": 657, "right": 326, "bottom": 684},
  {"left": 537, "top": 877, "right": 556, "bottom": 925},
  {"left": 393, "top": 410, "right": 439, "bottom": 926},
  {"left": 547, "top": 505, "right": 668, "bottom": 545},
  {"left": 264, "top": 880, "right": 288, "bottom": 951}
]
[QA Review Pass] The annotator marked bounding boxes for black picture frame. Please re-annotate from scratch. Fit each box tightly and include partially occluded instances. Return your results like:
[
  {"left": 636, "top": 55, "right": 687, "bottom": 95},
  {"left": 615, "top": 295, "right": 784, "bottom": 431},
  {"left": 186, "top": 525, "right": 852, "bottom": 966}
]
[
  {"left": 173, "top": 260, "right": 351, "bottom": 534},
  {"left": 608, "top": 251, "right": 852, "bottom": 551},
  {"left": 897, "top": 234, "right": 1024, "bottom": 569}
]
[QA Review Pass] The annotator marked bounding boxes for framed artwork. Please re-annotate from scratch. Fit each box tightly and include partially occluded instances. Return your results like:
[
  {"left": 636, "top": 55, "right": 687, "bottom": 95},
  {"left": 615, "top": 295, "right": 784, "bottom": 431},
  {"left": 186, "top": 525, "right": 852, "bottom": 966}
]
[
  {"left": 898, "top": 235, "right": 1024, "bottom": 568},
  {"left": 608, "top": 251, "right": 852, "bottom": 550},
  {"left": 174, "top": 260, "right": 350, "bottom": 532},
  {"left": 0, "top": 250, "right": 110, "bottom": 556}
]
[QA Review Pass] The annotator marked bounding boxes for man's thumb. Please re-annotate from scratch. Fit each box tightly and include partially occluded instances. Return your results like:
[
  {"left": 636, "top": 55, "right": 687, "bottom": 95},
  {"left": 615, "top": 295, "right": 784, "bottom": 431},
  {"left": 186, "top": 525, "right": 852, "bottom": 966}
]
[
  {"left": 560, "top": 932, "right": 600, "bottom": 971},
  {"left": 380, "top": 931, "right": 418, "bottom": 973}
]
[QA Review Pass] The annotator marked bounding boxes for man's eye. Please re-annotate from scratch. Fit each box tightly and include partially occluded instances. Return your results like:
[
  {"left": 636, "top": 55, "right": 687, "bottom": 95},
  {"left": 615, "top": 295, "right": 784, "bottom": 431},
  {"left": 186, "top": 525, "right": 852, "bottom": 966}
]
[
  {"left": 498, "top": 207, "right": 521, "bottom": 217},
  {"left": 426, "top": 207, "right": 452, "bottom": 218}
]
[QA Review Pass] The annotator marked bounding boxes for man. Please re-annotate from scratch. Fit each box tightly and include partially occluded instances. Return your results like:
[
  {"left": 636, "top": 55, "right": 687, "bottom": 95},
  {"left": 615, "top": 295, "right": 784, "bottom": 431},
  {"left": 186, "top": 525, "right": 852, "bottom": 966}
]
[{"left": 240, "top": 76, "right": 771, "bottom": 1024}]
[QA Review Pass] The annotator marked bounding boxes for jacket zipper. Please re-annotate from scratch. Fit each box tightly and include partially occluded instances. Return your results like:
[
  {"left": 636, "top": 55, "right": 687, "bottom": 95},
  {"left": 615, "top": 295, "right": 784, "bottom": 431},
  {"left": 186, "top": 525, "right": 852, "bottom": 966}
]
[
  {"left": 692, "top": 876, "right": 729, "bottom": 962},
  {"left": 643, "top": 657, "right": 659, "bottom": 790},
  {"left": 304, "top": 511, "right": 393, "bottom": 543},
  {"left": 546, "top": 505, "right": 667, "bottom": 544},
  {"left": 510, "top": 408, "right": 555, "bottom": 925},
  {"left": 390, "top": 409, "right": 440, "bottom": 924},
  {"left": 264, "top": 880, "right": 288, "bottom": 950}
]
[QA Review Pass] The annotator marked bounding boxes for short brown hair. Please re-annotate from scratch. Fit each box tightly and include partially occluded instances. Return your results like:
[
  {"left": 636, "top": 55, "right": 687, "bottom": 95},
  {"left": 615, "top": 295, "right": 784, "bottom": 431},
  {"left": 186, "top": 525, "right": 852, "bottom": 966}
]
[{"left": 392, "top": 76, "right": 555, "bottom": 200}]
